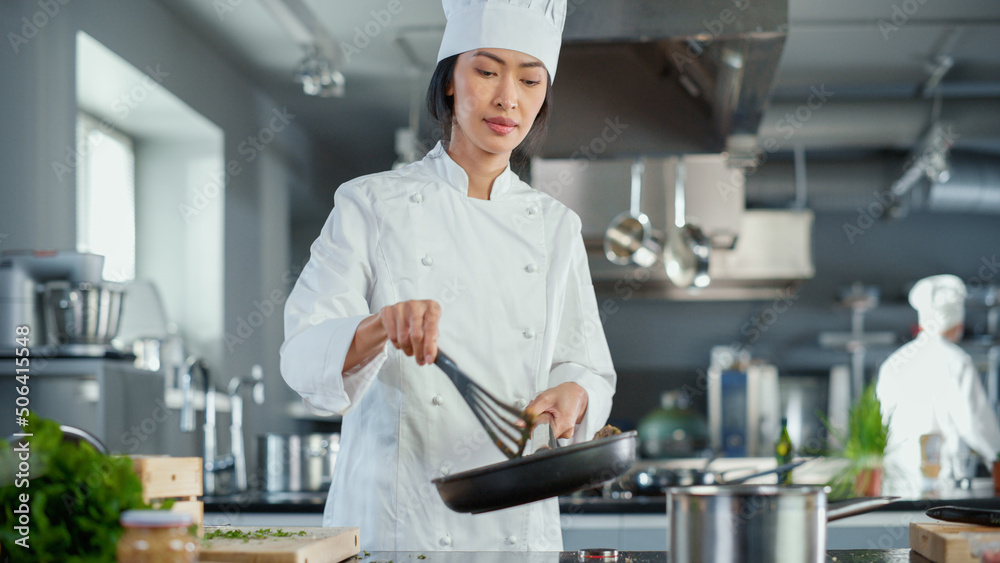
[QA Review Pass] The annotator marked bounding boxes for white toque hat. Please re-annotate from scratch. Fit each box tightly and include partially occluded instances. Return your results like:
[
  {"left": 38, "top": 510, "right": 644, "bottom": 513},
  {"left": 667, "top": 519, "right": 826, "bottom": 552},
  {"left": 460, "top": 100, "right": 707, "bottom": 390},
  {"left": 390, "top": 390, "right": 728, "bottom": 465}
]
[
  {"left": 436, "top": 0, "right": 567, "bottom": 82},
  {"left": 908, "top": 274, "right": 967, "bottom": 332}
]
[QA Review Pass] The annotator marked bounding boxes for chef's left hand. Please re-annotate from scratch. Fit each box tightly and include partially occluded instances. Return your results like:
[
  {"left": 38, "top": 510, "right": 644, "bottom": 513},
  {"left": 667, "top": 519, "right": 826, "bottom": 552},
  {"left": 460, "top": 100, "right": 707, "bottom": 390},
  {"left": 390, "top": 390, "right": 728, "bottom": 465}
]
[{"left": 524, "top": 382, "right": 588, "bottom": 439}]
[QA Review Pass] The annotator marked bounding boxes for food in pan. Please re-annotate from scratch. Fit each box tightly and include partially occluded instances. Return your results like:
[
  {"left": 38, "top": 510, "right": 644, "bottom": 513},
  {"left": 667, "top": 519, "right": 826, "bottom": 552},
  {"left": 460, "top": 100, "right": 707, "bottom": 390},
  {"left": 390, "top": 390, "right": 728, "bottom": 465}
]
[{"left": 593, "top": 424, "right": 622, "bottom": 440}]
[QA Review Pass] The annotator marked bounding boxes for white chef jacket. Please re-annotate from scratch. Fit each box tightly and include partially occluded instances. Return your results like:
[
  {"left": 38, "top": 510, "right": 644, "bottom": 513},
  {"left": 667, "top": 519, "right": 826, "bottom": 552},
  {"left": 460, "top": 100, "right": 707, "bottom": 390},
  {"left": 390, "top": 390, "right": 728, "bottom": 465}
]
[
  {"left": 876, "top": 332, "right": 1000, "bottom": 497},
  {"left": 280, "top": 142, "right": 617, "bottom": 552}
]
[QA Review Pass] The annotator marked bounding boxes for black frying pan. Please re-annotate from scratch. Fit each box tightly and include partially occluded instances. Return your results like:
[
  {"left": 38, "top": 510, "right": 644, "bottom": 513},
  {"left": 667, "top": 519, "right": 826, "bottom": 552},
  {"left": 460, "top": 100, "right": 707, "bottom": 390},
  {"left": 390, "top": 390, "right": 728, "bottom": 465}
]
[
  {"left": 432, "top": 430, "right": 637, "bottom": 513},
  {"left": 429, "top": 351, "right": 637, "bottom": 513}
]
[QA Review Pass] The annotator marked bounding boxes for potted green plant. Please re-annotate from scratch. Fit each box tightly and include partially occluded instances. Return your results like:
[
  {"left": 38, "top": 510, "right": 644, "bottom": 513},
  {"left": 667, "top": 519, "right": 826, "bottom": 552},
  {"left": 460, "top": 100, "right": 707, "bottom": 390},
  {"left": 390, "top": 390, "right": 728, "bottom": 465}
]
[{"left": 823, "top": 380, "right": 890, "bottom": 499}]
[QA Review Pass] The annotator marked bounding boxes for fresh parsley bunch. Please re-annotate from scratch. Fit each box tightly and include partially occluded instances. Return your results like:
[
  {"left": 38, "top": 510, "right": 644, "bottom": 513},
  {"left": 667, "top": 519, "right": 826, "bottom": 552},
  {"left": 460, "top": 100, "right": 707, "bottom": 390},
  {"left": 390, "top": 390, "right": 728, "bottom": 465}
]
[{"left": 0, "top": 414, "right": 146, "bottom": 562}]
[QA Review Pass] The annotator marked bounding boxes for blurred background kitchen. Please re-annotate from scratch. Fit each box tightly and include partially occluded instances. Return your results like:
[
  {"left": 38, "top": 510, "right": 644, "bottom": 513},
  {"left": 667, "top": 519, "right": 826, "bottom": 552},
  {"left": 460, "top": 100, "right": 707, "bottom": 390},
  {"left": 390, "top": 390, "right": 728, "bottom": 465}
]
[{"left": 1, "top": 0, "right": 999, "bottom": 503}]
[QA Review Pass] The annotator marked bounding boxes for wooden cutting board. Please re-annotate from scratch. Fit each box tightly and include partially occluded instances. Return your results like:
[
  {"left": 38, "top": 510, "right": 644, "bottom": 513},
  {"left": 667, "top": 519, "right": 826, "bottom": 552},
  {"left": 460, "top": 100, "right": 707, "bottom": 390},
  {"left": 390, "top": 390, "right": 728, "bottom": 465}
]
[
  {"left": 200, "top": 526, "right": 360, "bottom": 563},
  {"left": 910, "top": 522, "right": 1000, "bottom": 563}
]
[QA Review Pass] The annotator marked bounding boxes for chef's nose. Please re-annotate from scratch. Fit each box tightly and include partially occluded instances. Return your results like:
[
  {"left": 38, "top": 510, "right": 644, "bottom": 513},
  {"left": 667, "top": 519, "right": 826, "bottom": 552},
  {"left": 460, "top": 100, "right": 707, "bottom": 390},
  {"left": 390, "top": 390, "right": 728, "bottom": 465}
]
[{"left": 494, "top": 76, "right": 517, "bottom": 111}]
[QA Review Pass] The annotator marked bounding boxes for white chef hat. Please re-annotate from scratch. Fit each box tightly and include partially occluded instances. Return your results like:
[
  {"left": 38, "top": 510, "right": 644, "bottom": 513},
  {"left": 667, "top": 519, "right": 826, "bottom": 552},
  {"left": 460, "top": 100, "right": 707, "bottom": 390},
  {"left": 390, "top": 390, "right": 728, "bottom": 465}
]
[
  {"left": 908, "top": 274, "right": 967, "bottom": 332},
  {"left": 436, "top": 0, "right": 567, "bottom": 82}
]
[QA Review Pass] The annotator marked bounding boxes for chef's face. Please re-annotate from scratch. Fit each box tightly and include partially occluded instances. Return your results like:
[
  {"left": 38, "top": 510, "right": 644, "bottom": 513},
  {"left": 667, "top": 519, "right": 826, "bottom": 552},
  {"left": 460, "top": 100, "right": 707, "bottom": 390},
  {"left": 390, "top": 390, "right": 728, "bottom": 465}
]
[{"left": 446, "top": 48, "right": 548, "bottom": 158}]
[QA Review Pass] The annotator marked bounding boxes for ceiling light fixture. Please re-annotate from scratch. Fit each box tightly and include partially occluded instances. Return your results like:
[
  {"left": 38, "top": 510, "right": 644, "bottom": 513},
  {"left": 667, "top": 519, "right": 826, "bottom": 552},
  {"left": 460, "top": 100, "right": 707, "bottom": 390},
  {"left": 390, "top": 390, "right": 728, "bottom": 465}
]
[
  {"left": 920, "top": 55, "right": 954, "bottom": 98},
  {"left": 258, "top": 0, "right": 346, "bottom": 97},
  {"left": 295, "top": 46, "right": 345, "bottom": 98},
  {"left": 886, "top": 122, "right": 954, "bottom": 217}
]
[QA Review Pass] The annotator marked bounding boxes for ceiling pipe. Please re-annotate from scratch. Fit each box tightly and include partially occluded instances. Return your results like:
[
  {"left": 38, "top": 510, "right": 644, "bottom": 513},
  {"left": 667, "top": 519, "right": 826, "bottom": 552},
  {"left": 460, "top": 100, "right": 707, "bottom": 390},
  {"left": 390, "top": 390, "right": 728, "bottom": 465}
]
[
  {"left": 758, "top": 99, "right": 1000, "bottom": 152},
  {"left": 927, "top": 152, "right": 1000, "bottom": 214},
  {"left": 744, "top": 151, "right": 1000, "bottom": 214}
]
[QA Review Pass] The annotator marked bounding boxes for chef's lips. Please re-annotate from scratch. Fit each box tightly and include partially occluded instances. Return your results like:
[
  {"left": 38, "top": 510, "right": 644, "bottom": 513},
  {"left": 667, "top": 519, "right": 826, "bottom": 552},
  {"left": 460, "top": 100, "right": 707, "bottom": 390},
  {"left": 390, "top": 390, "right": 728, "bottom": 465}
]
[{"left": 485, "top": 116, "right": 517, "bottom": 135}]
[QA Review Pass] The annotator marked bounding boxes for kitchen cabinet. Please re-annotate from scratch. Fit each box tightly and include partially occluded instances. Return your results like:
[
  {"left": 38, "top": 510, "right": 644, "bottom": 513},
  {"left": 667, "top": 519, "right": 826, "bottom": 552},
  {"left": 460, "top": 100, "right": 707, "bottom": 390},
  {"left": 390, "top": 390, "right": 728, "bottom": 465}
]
[{"left": 0, "top": 358, "right": 166, "bottom": 454}]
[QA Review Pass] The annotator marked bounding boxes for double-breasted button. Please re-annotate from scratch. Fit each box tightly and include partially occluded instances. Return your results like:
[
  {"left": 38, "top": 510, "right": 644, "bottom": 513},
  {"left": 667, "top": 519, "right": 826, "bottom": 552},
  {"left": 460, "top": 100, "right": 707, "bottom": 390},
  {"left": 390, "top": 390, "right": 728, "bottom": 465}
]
[
  {"left": 525, "top": 263, "right": 538, "bottom": 273},
  {"left": 432, "top": 395, "right": 444, "bottom": 406},
  {"left": 411, "top": 193, "right": 423, "bottom": 203},
  {"left": 523, "top": 329, "right": 536, "bottom": 339},
  {"left": 526, "top": 206, "right": 539, "bottom": 216},
  {"left": 515, "top": 398, "right": 529, "bottom": 409},
  {"left": 440, "top": 465, "right": 451, "bottom": 476},
  {"left": 506, "top": 535, "right": 518, "bottom": 545},
  {"left": 440, "top": 535, "right": 452, "bottom": 547},
  {"left": 421, "top": 255, "right": 434, "bottom": 267}
]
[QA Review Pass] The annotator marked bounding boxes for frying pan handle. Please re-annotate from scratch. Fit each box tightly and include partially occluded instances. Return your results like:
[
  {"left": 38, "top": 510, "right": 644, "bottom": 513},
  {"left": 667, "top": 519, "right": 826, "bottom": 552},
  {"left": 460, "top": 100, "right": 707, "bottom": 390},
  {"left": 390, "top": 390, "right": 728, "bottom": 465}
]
[
  {"left": 529, "top": 422, "right": 559, "bottom": 454},
  {"left": 827, "top": 497, "right": 898, "bottom": 522},
  {"left": 723, "top": 458, "right": 810, "bottom": 484}
]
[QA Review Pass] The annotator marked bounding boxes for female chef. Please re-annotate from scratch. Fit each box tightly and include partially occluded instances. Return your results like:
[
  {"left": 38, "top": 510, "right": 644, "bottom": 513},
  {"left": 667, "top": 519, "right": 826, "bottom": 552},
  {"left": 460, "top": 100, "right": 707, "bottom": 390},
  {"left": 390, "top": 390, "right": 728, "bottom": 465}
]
[
  {"left": 279, "top": 0, "right": 616, "bottom": 552},
  {"left": 877, "top": 274, "right": 1000, "bottom": 496}
]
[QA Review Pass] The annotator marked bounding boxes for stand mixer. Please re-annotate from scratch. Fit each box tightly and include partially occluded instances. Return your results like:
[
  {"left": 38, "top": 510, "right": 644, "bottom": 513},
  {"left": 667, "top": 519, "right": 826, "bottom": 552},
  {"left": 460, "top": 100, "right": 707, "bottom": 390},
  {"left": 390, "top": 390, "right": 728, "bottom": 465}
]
[{"left": 0, "top": 250, "right": 118, "bottom": 356}]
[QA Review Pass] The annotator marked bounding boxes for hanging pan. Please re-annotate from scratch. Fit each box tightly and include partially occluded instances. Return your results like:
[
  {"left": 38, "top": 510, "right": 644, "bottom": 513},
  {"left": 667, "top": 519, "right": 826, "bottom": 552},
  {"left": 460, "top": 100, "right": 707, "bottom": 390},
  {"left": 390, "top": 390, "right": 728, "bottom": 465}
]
[{"left": 604, "top": 160, "right": 661, "bottom": 268}]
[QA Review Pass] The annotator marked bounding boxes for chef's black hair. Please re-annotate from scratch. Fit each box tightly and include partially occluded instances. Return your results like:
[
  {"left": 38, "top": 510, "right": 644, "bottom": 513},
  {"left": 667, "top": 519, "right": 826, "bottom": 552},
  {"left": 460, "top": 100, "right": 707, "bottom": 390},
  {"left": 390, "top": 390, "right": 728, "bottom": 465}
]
[{"left": 426, "top": 54, "right": 552, "bottom": 163}]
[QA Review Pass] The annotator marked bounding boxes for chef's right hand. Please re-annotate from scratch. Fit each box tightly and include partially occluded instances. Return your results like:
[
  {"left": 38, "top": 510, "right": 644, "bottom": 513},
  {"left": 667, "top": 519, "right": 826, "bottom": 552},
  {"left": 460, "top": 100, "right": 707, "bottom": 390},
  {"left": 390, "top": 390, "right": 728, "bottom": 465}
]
[{"left": 379, "top": 300, "right": 442, "bottom": 366}]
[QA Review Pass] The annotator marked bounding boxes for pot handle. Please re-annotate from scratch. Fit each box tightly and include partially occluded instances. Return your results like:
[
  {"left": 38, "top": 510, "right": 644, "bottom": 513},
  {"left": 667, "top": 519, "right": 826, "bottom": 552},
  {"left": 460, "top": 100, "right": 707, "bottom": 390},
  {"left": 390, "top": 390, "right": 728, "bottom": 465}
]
[
  {"left": 827, "top": 496, "right": 899, "bottom": 522},
  {"left": 721, "top": 458, "right": 810, "bottom": 484}
]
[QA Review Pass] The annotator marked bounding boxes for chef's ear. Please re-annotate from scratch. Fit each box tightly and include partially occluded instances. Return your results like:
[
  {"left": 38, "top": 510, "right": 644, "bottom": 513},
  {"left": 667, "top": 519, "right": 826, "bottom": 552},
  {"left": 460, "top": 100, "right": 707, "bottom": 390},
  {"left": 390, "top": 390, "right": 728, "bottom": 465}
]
[{"left": 445, "top": 78, "right": 454, "bottom": 97}]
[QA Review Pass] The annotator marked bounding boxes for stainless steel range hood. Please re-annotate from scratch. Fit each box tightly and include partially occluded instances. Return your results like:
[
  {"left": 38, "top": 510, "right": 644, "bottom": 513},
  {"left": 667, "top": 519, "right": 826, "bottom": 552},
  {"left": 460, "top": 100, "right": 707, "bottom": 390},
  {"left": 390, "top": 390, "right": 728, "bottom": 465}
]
[{"left": 541, "top": 0, "right": 789, "bottom": 161}]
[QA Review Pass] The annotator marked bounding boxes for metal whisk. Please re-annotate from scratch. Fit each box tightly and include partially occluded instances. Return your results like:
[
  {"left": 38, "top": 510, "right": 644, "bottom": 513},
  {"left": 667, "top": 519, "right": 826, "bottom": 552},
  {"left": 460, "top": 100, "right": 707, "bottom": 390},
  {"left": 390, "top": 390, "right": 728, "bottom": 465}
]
[{"left": 434, "top": 350, "right": 535, "bottom": 459}]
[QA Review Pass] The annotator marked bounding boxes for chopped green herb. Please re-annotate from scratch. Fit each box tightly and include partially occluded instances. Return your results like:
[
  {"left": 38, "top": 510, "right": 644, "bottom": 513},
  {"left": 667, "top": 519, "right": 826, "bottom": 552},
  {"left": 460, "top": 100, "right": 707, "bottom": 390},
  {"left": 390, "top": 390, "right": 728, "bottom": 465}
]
[{"left": 204, "top": 527, "right": 311, "bottom": 542}]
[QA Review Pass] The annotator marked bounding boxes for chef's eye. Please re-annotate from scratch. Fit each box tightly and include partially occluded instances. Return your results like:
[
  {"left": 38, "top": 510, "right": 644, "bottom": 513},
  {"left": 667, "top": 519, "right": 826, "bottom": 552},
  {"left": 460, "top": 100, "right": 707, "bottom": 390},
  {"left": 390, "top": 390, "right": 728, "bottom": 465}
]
[
  {"left": 523, "top": 79, "right": 541, "bottom": 86},
  {"left": 477, "top": 69, "right": 495, "bottom": 77}
]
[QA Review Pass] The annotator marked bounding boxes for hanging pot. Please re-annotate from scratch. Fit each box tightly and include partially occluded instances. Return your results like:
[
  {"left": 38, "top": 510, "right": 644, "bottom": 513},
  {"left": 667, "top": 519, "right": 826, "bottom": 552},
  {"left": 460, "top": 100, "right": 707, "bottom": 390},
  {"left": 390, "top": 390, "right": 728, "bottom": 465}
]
[
  {"left": 604, "top": 160, "right": 661, "bottom": 268},
  {"left": 665, "top": 223, "right": 711, "bottom": 289},
  {"left": 664, "top": 158, "right": 712, "bottom": 289}
]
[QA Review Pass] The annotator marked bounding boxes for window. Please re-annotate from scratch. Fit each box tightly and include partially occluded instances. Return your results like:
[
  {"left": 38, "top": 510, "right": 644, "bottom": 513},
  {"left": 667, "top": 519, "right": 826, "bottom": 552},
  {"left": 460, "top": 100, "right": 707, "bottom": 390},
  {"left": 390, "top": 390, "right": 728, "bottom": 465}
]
[{"left": 76, "top": 112, "right": 136, "bottom": 283}]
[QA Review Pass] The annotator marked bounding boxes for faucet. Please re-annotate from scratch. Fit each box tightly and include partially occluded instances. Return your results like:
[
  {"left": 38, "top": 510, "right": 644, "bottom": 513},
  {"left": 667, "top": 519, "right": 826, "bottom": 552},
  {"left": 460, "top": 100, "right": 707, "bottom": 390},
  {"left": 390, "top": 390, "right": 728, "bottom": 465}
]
[
  {"left": 180, "top": 359, "right": 267, "bottom": 494},
  {"left": 180, "top": 356, "right": 224, "bottom": 495},
  {"left": 179, "top": 356, "right": 206, "bottom": 433},
  {"left": 227, "top": 364, "right": 265, "bottom": 492}
]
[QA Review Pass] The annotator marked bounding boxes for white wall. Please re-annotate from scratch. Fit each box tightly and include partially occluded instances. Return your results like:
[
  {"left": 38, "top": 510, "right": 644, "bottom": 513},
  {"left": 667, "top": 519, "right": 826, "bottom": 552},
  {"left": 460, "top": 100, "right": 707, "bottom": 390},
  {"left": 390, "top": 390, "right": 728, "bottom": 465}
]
[{"left": 135, "top": 139, "right": 225, "bottom": 368}]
